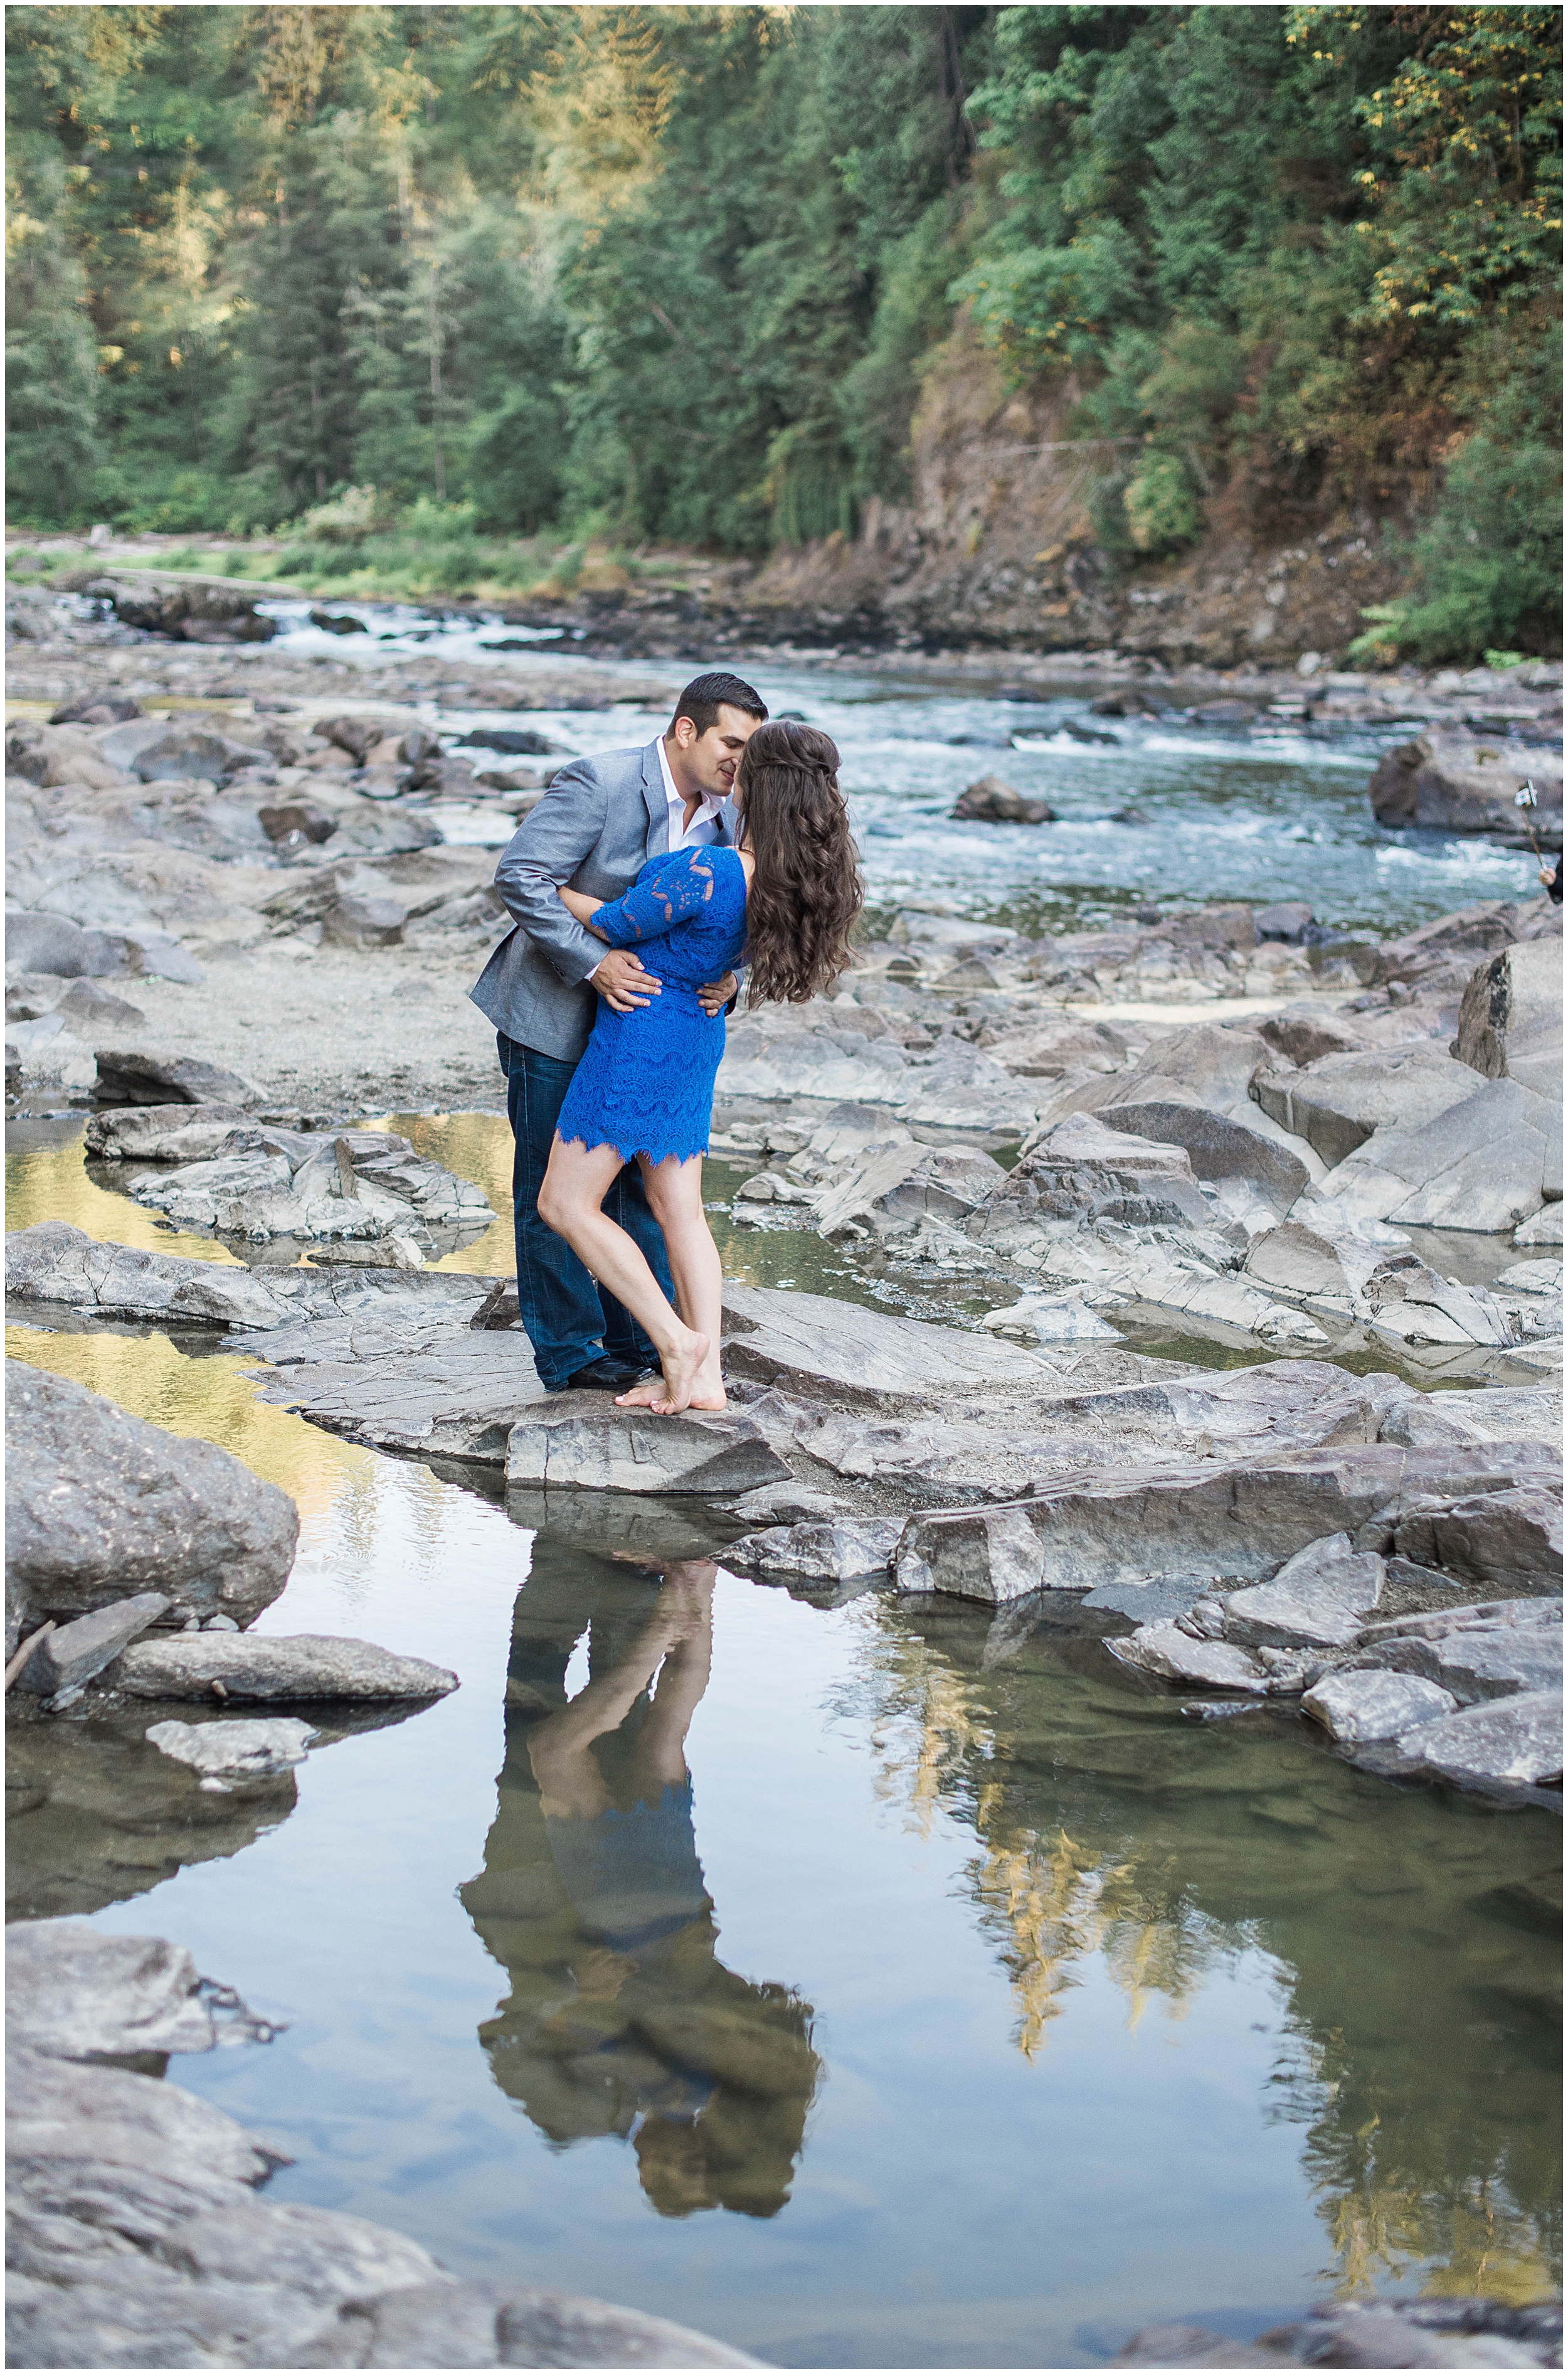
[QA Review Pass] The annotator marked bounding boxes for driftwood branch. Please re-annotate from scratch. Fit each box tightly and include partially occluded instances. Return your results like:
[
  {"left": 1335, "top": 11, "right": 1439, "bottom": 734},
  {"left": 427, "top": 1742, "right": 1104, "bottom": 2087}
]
[{"left": 5, "top": 1622, "right": 56, "bottom": 1692}]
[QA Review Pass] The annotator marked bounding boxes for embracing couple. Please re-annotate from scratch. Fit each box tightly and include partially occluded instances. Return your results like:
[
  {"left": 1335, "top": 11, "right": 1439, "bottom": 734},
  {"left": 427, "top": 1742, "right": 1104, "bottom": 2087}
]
[{"left": 469, "top": 673, "right": 861, "bottom": 1417}]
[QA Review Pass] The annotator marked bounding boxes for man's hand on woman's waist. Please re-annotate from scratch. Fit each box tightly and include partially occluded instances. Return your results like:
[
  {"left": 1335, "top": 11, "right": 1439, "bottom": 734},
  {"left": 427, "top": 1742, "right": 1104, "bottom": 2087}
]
[
  {"left": 592, "top": 949, "right": 662, "bottom": 1013},
  {"left": 697, "top": 971, "right": 739, "bottom": 1018}
]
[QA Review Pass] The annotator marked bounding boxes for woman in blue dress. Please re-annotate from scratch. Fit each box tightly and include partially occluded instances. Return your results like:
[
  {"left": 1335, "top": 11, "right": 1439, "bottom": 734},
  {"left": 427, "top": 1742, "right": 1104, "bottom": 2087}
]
[{"left": 538, "top": 723, "right": 860, "bottom": 1417}]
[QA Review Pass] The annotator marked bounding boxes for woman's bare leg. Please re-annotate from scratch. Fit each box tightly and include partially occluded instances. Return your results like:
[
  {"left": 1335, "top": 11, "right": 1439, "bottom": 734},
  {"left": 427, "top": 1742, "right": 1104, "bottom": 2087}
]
[
  {"left": 537, "top": 1137, "right": 709, "bottom": 1412},
  {"left": 613, "top": 1154, "right": 726, "bottom": 1412}
]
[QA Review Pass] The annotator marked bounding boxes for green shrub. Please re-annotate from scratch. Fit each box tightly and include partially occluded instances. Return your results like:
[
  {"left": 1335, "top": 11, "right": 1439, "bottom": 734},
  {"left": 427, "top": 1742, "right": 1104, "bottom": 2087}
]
[
  {"left": 1349, "top": 430, "right": 1562, "bottom": 666},
  {"left": 1122, "top": 454, "right": 1202, "bottom": 553}
]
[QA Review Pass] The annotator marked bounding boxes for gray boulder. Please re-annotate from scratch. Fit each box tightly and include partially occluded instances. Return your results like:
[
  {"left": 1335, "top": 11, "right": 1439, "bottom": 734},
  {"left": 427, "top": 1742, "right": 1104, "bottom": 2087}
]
[
  {"left": 1368, "top": 730, "right": 1564, "bottom": 845},
  {"left": 1222, "top": 1532, "right": 1384, "bottom": 1649},
  {"left": 16, "top": 1592, "right": 170, "bottom": 1698},
  {"left": 1301, "top": 1077, "right": 1555, "bottom": 1231},
  {"left": 1303, "top": 1668, "right": 1458, "bottom": 1744},
  {"left": 6, "top": 910, "right": 93, "bottom": 977},
  {"left": 146, "top": 1717, "right": 318, "bottom": 1779},
  {"left": 950, "top": 774, "right": 1055, "bottom": 824},
  {"left": 1389, "top": 1483, "right": 1562, "bottom": 1590},
  {"left": 6, "top": 1921, "right": 220, "bottom": 2063},
  {"left": 1251, "top": 1043, "right": 1480, "bottom": 1168},
  {"left": 968, "top": 1114, "right": 1213, "bottom": 1237},
  {"left": 726, "top": 1518, "right": 903, "bottom": 1582},
  {"left": 1105, "top": 1621, "right": 1271, "bottom": 1693},
  {"left": 58, "top": 977, "right": 146, "bottom": 1028},
  {"left": 1360, "top": 1252, "right": 1515, "bottom": 1349},
  {"left": 504, "top": 1402, "right": 791, "bottom": 1497},
  {"left": 1379, "top": 1383, "right": 1564, "bottom": 1448},
  {"left": 85, "top": 1102, "right": 253, "bottom": 1161},
  {"left": 1362, "top": 1613, "right": 1561, "bottom": 1706},
  {"left": 1394, "top": 1690, "right": 1562, "bottom": 1790},
  {"left": 891, "top": 1445, "right": 1554, "bottom": 1604},
  {"left": 1098, "top": 1099, "right": 1311, "bottom": 1210},
  {"left": 97, "top": 718, "right": 267, "bottom": 783},
  {"left": 114, "top": 1632, "right": 458, "bottom": 1701},
  {"left": 813, "top": 1141, "right": 1008, "bottom": 1240},
  {"left": 81, "top": 927, "right": 206, "bottom": 985},
  {"left": 893, "top": 1506, "right": 1052, "bottom": 1604},
  {"left": 95, "top": 1048, "right": 255, "bottom": 1107},
  {"left": 1454, "top": 938, "right": 1564, "bottom": 1102},
  {"left": 6, "top": 1363, "right": 298, "bottom": 1650},
  {"left": 322, "top": 888, "right": 408, "bottom": 949},
  {"left": 1258, "top": 1005, "right": 1367, "bottom": 1067},
  {"left": 1371, "top": 897, "right": 1545, "bottom": 994},
  {"left": 6, "top": 1220, "right": 305, "bottom": 1329},
  {"left": 720, "top": 1282, "right": 1054, "bottom": 1408}
]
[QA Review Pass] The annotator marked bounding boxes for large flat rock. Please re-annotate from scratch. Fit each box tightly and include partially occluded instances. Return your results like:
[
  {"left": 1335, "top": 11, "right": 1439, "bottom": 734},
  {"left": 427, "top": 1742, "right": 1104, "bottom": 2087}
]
[
  {"left": 6, "top": 1361, "right": 298, "bottom": 1651},
  {"left": 7, "top": 1221, "right": 492, "bottom": 1332},
  {"left": 246, "top": 1321, "right": 544, "bottom": 1462},
  {"left": 1251, "top": 1042, "right": 1481, "bottom": 1168},
  {"left": 1299, "top": 1077, "right": 1555, "bottom": 1231},
  {"left": 719, "top": 1282, "right": 1057, "bottom": 1407},
  {"left": 504, "top": 1402, "right": 791, "bottom": 1497},
  {"left": 1392, "top": 1690, "right": 1564, "bottom": 1792},
  {"left": 718, "top": 1014, "right": 1039, "bottom": 1132},
  {"left": 892, "top": 1444, "right": 1557, "bottom": 1604},
  {"left": 6, "top": 1922, "right": 219, "bottom": 2064},
  {"left": 113, "top": 1632, "right": 458, "bottom": 1701}
]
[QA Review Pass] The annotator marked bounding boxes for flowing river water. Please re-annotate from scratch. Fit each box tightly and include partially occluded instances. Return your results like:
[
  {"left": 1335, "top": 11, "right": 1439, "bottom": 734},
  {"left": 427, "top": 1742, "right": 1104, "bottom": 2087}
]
[{"left": 5, "top": 633, "right": 1560, "bottom": 2365}]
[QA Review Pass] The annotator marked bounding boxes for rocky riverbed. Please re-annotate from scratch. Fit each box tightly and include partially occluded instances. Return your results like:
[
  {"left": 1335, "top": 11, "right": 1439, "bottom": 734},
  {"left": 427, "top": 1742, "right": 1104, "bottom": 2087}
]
[{"left": 6, "top": 577, "right": 1563, "bottom": 2366}]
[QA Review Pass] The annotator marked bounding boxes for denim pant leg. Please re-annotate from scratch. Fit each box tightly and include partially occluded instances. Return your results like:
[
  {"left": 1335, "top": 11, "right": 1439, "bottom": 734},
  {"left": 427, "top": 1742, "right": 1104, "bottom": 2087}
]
[{"left": 499, "top": 1034, "right": 675, "bottom": 1388}]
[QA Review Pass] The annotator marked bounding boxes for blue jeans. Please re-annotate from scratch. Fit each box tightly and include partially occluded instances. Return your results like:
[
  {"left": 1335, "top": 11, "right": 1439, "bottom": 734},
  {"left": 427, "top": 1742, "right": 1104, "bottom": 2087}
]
[{"left": 498, "top": 1033, "right": 675, "bottom": 1390}]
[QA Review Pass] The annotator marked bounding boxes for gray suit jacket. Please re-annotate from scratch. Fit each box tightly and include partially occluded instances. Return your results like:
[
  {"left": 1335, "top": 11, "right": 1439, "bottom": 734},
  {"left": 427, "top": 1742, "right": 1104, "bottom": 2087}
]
[{"left": 469, "top": 740, "right": 737, "bottom": 1063}]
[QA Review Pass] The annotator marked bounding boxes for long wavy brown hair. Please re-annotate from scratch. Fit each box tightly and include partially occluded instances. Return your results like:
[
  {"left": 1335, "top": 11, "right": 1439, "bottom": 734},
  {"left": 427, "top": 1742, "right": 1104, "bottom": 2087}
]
[{"left": 736, "top": 721, "right": 862, "bottom": 1004}]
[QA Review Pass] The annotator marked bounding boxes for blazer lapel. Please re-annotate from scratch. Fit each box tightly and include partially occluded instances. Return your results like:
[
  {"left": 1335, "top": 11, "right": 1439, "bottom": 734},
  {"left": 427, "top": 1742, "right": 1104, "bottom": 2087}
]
[{"left": 640, "top": 741, "right": 667, "bottom": 854}]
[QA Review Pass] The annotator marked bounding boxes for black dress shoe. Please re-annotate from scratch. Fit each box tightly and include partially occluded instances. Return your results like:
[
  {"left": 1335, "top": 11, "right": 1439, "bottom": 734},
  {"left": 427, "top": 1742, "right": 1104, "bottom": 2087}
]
[{"left": 558, "top": 1356, "right": 651, "bottom": 1393}]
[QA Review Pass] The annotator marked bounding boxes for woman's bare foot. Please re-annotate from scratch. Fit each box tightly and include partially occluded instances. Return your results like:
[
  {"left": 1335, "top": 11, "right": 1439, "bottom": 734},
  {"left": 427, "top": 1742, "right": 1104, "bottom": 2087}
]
[
  {"left": 615, "top": 1330, "right": 711, "bottom": 1415},
  {"left": 684, "top": 1354, "right": 726, "bottom": 1412}
]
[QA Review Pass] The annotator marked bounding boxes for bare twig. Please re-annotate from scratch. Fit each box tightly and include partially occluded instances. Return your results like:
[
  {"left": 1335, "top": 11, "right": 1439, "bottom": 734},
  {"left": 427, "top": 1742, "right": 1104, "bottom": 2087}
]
[{"left": 5, "top": 1623, "right": 56, "bottom": 1693}]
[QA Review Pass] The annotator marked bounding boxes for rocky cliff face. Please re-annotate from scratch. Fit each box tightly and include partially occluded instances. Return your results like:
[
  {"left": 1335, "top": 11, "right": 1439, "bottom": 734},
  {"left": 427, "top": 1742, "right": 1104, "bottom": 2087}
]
[{"left": 742, "top": 326, "right": 1406, "bottom": 666}]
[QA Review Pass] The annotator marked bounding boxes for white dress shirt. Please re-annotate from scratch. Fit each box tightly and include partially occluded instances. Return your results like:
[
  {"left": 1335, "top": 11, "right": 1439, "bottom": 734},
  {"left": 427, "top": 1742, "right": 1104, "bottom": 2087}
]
[{"left": 657, "top": 736, "right": 727, "bottom": 848}]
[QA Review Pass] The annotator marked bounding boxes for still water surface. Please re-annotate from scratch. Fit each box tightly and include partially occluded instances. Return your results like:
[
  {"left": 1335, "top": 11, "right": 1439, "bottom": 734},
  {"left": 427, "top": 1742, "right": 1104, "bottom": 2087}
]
[{"left": 6, "top": 1311, "right": 1560, "bottom": 2365}]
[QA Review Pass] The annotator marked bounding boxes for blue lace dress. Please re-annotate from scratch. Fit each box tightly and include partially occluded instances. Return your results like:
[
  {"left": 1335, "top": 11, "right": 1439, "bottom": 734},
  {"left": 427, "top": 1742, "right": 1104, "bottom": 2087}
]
[{"left": 554, "top": 845, "right": 750, "bottom": 1165}]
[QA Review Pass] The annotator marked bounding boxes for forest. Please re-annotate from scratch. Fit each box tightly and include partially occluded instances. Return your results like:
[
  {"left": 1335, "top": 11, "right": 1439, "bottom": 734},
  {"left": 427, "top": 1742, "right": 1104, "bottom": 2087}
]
[{"left": 5, "top": 3, "right": 1562, "bottom": 661}]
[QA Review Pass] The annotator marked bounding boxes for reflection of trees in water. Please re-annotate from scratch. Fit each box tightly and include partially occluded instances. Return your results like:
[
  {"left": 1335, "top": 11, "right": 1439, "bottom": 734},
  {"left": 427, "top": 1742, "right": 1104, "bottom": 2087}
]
[
  {"left": 462, "top": 1546, "right": 820, "bottom": 2219},
  {"left": 839, "top": 1597, "right": 1562, "bottom": 2299},
  {"left": 970, "top": 1809, "right": 1219, "bottom": 2062},
  {"left": 843, "top": 1614, "right": 1226, "bottom": 2058}
]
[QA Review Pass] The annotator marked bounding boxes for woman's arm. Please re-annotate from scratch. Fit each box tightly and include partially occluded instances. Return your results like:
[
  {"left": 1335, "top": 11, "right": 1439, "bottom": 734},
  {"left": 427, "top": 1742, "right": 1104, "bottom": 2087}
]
[
  {"left": 556, "top": 883, "right": 611, "bottom": 937},
  {"left": 590, "top": 851, "right": 719, "bottom": 948}
]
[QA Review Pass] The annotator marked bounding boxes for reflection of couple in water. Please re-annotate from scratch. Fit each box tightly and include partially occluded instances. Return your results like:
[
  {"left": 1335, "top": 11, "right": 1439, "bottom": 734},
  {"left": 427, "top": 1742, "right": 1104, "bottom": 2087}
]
[{"left": 462, "top": 1552, "right": 820, "bottom": 2219}]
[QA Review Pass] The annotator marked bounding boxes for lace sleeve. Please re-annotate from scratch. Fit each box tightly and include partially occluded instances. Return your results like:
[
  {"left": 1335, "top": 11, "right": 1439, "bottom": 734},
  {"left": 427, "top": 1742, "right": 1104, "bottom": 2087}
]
[{"left": 591, "top": 851, "right": 718, "bottom": 945}]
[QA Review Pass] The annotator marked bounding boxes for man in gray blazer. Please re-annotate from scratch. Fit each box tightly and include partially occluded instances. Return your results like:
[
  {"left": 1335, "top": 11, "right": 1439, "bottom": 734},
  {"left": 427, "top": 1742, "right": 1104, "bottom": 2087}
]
[{"left": 470, "top": 671, "right": 767, "bottom": 1392}]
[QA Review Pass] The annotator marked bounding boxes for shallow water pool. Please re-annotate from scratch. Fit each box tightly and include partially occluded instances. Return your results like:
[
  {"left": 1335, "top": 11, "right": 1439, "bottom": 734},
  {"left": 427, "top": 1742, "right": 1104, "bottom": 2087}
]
[{"left": 6, "top": 1298, "right": 1560, "bottom": 2367}]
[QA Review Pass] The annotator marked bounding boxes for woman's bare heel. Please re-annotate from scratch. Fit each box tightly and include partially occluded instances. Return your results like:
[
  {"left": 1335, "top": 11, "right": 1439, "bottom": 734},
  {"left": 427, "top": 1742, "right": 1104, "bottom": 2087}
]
[
  {"left": 685, "top": 1351, "right": 726, "bottom": 1412},
  {"left": 648, "top": 1329, "right": 711, "bottom": 1415}
]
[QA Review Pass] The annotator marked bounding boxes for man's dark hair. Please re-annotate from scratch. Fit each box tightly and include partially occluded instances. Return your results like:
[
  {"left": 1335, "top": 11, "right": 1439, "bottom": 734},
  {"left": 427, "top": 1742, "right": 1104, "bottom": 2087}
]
[{"left": 672, "top": 671, "right": 768, "bottom": 737}]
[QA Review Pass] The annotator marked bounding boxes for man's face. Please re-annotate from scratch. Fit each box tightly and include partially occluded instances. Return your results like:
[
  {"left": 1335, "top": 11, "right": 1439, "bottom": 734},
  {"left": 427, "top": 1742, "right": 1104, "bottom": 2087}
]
[{"left": 669, "top": 704, "right": 760, "bottom": 800}]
